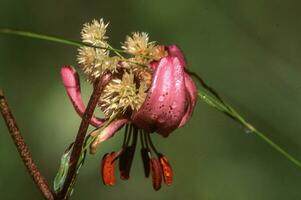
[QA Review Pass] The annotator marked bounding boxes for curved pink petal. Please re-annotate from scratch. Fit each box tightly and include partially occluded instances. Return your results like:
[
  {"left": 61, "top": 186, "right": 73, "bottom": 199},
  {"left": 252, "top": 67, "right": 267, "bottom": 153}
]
[
  {"left": 132, "top": 57, "right": 188, "bottom": 137},
  {"left": 90, "top": 118, "right": 128, "bottom": 154},
  {"left": 178, "top": 73, "right": 198, "bottom": 127},
  {"left": 165, "top": 45, "right": 187, "bottom": 68},
  {"left": 96, "top": 118, "right": 128, "bottom": 142},
  {"left": 60, "top": 66, "right": 105, "bottom": 127}
]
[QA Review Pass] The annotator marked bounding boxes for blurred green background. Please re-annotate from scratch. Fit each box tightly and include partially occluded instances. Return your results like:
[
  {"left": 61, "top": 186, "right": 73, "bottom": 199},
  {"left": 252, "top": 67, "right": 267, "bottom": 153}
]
[{"left": 1, "top": 0, "right": 301, "bottom": 199}]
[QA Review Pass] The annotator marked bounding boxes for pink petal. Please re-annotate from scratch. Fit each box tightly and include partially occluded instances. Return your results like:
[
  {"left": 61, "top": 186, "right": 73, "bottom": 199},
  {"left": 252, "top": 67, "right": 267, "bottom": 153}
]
[
  {"left": 165, "top": 45, "right": 187, "bottom": 68},
  {"left": 60, "top": 66, "right": 105, "bottom": 127},
  {"left": 96, "top": 118, "right": 128, "bottom": 142},
  {"left": 178, "top": 73, "right": 198, "bottom": 127},
  {"left": 132, "top": 57, "right": 187, "bottom": 137},
  {"left": 90, "top": 118, "right": 128, "bottom": 154}
]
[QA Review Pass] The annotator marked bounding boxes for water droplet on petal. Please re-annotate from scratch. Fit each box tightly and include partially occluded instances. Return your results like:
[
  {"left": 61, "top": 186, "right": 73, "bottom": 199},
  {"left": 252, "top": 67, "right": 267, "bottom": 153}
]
[{"left": 159, "top": 96, "right": 164, "bottom": 102}]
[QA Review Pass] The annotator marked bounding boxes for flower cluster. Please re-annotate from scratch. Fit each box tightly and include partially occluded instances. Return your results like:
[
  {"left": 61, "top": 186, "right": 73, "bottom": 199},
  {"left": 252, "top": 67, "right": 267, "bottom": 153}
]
[
  {"left": 78, "top": 19, "right": 118, "bottom": 82},
  {"left": 61, "top": 19, "right": 197, "bottom": 190},
  {"left": 99, "top": 71, "right": 148, "bottom": 116},
  {"left": 122, "top": 32, "right": 167, "bottom": 64}
]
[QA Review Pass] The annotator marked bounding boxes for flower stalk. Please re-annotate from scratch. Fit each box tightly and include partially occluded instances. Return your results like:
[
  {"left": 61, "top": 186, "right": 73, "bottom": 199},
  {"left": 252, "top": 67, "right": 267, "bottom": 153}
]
[
  {"left": 57, "top": 73, "right": 112, "bottom": 199},
  {"left": 0, "top": 28, "right": 123, "bottom": 53},
  {"left": 0, "top": 90, "right": 55, "bottom": 200}
]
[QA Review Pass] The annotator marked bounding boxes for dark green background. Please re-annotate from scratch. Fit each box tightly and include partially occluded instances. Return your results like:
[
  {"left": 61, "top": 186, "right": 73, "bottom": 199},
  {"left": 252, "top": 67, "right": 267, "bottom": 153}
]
[{"left": 1, "top": 0, "right": 301, "bottom": 199}]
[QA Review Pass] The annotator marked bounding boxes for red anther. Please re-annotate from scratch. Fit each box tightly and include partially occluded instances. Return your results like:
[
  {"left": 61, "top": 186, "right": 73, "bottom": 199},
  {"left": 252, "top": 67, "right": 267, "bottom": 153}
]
[
  {"left": 150, "top": 158, "right": 162, "bottom": 191},
  {"left": 159, "top": 154, "right": 173, "bottom": 186},
  {"left": 101, "top": 152, "right": 116, "bottom": 186}
]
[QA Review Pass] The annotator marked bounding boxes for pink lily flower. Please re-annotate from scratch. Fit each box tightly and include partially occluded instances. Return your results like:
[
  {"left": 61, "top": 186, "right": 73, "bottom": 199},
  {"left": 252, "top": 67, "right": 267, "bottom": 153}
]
[{"left": 61, "top": 45, "right": 197, "bottom": 190}]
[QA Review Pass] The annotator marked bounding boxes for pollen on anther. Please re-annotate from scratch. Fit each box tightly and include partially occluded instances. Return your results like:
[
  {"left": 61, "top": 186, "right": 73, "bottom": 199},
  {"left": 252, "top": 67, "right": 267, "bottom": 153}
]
[
  {"left": 101, "top": 152, "right": 116, "bottom": 186},
  {"left": 150, "top": 158, "right": 162, "bottom": 191},
  {"left": 159, "top": 155, "right": 173, "bottom": 186}
]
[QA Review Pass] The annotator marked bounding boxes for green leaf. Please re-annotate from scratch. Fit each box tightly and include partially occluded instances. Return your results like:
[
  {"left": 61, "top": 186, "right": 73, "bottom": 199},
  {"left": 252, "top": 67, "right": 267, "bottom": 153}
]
[
  {"left": 76, "top": 149, "right": 87, "bottom": 174},
  {"left": 53, "top": 144, "right": 73, "bottom": 193}
]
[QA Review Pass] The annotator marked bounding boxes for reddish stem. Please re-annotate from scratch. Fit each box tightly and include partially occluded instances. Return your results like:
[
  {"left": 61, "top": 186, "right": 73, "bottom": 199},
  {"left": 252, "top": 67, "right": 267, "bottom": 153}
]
[
  {"left": 57, "top": 72, "right": 112, "bottom": 200},
  {"left": 0, "top": 89, "right": 55, "bottom": 200}
]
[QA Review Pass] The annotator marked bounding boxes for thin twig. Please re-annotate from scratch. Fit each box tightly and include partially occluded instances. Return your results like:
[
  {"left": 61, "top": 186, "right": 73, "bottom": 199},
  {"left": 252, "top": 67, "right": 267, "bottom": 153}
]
[
  {"left": 0, "top": 28, "right": 125, "bottom": 54},
  {"left": 187, "top": 69, "right": 241, "bottom": 121},
  {"left": 186, "top": 69, "right": 228, "bottom": 108},
  {"left": 0, "top": 89, "right": 55, "bottom": 200},
  {"left": 57, "top": 72, "right": 112, "bottom": 200},
  {"left": 198, "top": 90, "right": 301, "bottom": 169}
]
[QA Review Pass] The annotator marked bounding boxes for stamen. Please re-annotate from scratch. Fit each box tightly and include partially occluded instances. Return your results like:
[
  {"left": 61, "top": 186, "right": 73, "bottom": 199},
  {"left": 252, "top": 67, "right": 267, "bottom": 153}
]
[
  {"left": 111, "top": 124, "right": 131, "bottom": 164},
  {"left": 141, "top": 148, "right": 151, "bottom": 178},
  {"left": 140, "top": 129, "right": 151, "bottom": 178},
  {"left": 122, "top": 124, "right": 129, "bottom": 147},
  {"left": 158, "top": 154, "right": 173, "bottom": 186},
  {"left": 119, "top": 125, "right": 138, "bottom": 180},
  {"left": 139, "top": 129, "right": 145, "bottom": 148},
  {"left": 145, "top": 131, "right": 173, "bottom": 187},
  {"left": 125, "top": 124, "right": 133, "bottom": 147},
  {"left": 143, "top": 130, "right": 150, "bottom": 149},
  {"left": 146, "top": 132, "right": 160, "bottom": 156},
  {"left": 150, "top": 158, "right": 162, "bottom": 191},
  {"left": 101, "top": 152, "right": 116, "bottom": 186}
]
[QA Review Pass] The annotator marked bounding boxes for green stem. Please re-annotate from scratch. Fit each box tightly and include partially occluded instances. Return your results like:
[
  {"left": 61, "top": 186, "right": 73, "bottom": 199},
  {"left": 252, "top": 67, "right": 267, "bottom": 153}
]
[
  {"left": 197, "top": 91, "right": 301, "bottom": 169},
  {"left": 0, "top": 28, "right": 125, "bottom": 55},
  {"left": 253, "top": 128, "right": 301, "bottom": 168},
  {"left": 0, "top": 28, "right": 154, "bottom": 69},
  {"left": 0, "top": 28, "right": 83, "bottom": 47},
  {"left": 107, "top": 44, "right": 124, "bottom": 58}
]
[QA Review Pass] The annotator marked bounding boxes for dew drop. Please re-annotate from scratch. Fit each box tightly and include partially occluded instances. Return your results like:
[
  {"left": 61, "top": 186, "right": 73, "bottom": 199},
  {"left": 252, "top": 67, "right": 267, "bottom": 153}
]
[{"left": 244, "top": 127, "right": 253, "bottom": 134}]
